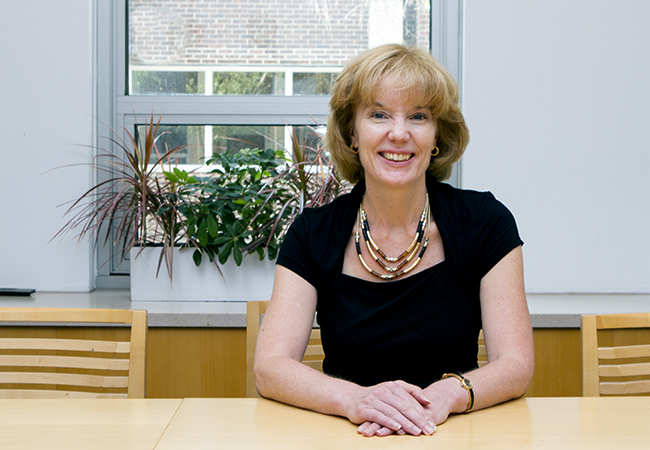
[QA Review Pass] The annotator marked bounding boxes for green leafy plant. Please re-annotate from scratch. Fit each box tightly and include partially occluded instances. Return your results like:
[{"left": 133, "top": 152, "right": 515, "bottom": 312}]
[
  {"left": 166, "top": 147, "right": 284, "bottom": 267},
  {"left": 169, "top": 126, "right": 349, "bottom": 268}
]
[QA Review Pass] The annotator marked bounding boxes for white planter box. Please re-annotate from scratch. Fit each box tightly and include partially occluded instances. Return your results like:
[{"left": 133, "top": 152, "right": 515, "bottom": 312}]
[{"left": 130, "top": 247, "right": 275, "bottom": 302}]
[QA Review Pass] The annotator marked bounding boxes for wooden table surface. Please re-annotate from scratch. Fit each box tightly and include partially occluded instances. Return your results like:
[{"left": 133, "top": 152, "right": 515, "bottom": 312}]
[
  {"left": 0, "top": 398, "right": 182, "bottom": 450},
  {"left": 157, "top": 397, "right": 650, "bottom": 450},
  {"left": 2, "top": 397, "right": 649, "bottom": 449}
]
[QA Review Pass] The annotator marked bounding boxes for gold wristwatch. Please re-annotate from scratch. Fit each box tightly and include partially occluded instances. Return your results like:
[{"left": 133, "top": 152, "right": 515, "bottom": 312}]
[{"left": 441, "top": 373, "right": 474, "bottom": 413}]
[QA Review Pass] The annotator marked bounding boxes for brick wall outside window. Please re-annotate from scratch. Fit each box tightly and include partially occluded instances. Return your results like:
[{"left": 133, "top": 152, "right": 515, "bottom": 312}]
[{"left": 129, "top": 0, "right": 430, "bottom": 67}]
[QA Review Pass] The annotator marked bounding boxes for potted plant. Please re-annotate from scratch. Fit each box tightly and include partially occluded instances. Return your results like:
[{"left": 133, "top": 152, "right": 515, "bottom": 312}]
[
  {"left": 56, "top": 117, "right": 348, "bottom": 301},
  {"left": 130, "top": 126, "right": 349, "bottom": 301}
]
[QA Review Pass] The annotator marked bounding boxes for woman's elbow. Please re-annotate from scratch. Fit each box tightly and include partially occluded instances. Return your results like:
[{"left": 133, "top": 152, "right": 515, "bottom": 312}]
[
  {"left": 514, "top": 351, "right": 535, "bottom": 398},
  {"left": 253, "top": 358, "right": 272, "bottom": 398}
]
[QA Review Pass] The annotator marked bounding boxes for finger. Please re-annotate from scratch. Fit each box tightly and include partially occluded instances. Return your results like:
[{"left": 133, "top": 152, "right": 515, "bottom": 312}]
[
  {"left": 379, "top": 384, "right": 435, "bottom": 435},
  {"left": 395, "top": 380, "right": 431, "bottom": 405},
  {"left": 362, "top": 399, "right": 423, "bottom": 435},
  {"left": 375, "top": 426, "right": 395, "bottom": 437},
  {"left": 358, "top": 422, "right": 383, "bottom": 437},
  {"left": 354, "top": 383, "right": 431, "bottom": 435},
  {"left": 359, "top": 423, "right": 398, "bottom": 437},
  {"left": 357, "top": 421, "right": 373, "bottom": 434}
]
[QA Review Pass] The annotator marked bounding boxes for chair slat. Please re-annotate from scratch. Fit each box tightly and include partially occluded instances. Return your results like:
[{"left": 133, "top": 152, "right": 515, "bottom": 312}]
[
  {"left": 0, "top": 355, "right": 130, "bottom": 371},
  {"left": 0, "top": 338, "right": 131, "bottom": 353},
  {"left": 598, "top": 344, "right": 650, "bottom": 359},
  {"left": 598, "top": 362, "right": 650, "bottom": 377},
  {"left": 0, "top": 389, "right": 126, "bottom": 399},
  {"left": 304, "top": 345, "right": 325, "bottom": 357},
  {"left": 599, "top": 380, "right": 650, "bottom": 395},
  {"left": 0, "top": 307, "right": 135, "bottom": 324},
  {"left": 0, "top": 371, "right": 129, "bottom": 388},
  {"left": 302, "top": 360, "right": 323, "bottom": 372}
]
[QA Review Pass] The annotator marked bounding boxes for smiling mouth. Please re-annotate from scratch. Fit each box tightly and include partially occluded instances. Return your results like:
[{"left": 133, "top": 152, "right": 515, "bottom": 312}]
[{"left": 381, "top": 152, "right": 413, "bottom": 162}]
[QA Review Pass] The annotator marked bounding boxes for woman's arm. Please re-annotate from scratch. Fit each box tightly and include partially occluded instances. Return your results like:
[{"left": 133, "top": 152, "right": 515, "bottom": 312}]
[
  {"left": 254, "top": 265, "right": 436, "bottom": 437},
  {"left": 425, "top": 245, "right": 534, "bottom": 421}
]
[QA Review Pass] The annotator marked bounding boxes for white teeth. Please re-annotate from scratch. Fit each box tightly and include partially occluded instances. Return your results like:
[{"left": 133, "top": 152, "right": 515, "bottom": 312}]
[{"left": 382, "top": 152, "right": 412, "bottom": 162}]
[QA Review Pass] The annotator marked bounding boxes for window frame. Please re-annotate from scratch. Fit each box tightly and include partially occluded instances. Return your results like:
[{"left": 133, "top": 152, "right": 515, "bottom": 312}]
[{"left": 94, "top": 0, "right": 463, "bottom": 288}]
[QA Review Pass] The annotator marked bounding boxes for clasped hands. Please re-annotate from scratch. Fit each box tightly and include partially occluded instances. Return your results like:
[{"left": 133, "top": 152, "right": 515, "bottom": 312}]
[{"left": 347, "top": 380, "right": 448, "bottom": 437}]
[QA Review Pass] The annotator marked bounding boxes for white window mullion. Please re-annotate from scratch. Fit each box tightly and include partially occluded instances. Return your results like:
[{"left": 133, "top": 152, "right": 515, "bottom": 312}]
[{"left": 285, "top": 70, "right": 293, "bottom": 96}]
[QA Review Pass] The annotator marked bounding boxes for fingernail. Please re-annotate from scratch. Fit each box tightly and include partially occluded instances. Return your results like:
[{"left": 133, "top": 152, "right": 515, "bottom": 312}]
[
  {"left": 424, "top": 421, "right": 436, "bottom": 435},
  {"left": 411, "top": 425, "right": 422, "bottom": 435}
]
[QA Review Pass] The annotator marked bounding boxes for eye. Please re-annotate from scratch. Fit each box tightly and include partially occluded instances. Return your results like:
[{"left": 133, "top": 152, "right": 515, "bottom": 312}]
[
  {"left": 369, "top": 111, "right": 386, "bottom": 120},
  {"left": 411, "top": 112, "right": 429, "bottom": 121}
]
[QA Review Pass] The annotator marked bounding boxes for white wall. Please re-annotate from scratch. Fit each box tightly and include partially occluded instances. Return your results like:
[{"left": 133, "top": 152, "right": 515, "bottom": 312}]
[
  {"left": 462, "top": 0, "right": 650, "bottom": 293},
  {"left": 0, "top": 0, "right": 94, "bottom": 291},
  {"left": 2, "top": 0, "right": 648, "bottom": 294}
]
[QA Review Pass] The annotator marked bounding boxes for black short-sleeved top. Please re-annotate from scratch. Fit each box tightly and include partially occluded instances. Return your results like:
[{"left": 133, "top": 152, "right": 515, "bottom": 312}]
[{"left": 277, "top": 175, "right": 523, "bottom": 388}]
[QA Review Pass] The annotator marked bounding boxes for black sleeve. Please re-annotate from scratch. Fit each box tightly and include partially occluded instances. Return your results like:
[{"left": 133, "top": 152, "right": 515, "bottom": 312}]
[
  {"left": 276, "top": 213, "right": 318, "bottom": 288},
  {"left": 476, "top": 192, "right": 523, "bottom": 278}
]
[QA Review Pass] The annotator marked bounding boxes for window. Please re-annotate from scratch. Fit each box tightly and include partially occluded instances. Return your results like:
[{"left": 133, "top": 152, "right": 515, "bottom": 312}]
[{"left": 95, "top": 0, "right": 462, "bottom": 286}]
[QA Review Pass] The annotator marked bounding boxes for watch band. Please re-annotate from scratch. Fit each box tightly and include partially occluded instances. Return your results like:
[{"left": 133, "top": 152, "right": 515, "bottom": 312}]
[{"left": 442, "top": 372, "right": 474, "bottom": 413}]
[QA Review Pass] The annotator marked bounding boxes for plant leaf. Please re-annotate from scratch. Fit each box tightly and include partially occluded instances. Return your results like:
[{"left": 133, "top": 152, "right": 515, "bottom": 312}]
[
  {"left": 192, "top": 249, "right": 202, "bottom": 267},
  {"left": 207, "top": 214, "right": 219, "bottom": 238},
  {"left": 198, "top": 220, "right": 208, "bottom": 247},
  {"left": 233, "top": 245, "right": 243, "bottom": 266}
]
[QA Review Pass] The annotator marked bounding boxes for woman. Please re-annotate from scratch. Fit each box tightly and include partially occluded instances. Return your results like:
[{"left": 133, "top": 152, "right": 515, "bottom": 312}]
[{"left": 254, "top": 44, "right": 534, "bottom": 437}]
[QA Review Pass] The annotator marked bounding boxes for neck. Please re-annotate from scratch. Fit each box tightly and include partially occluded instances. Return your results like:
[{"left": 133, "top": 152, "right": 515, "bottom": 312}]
[{"left": 361, "top": 178, "right": 429, "bottom": 229}]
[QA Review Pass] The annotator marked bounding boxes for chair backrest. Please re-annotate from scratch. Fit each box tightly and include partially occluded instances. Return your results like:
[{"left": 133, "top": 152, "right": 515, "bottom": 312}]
[
  {"left": 0, "top": 307, "right": 147, "bottom": 399},
  {"left": 246, "top": 300, "right": 324, "bottom": 398},
  {"left": 477, "top": 329, "right": 487, "bottom": 368},
  {"left": 581, "top": 313, "right": 650, "bottom": 396}
]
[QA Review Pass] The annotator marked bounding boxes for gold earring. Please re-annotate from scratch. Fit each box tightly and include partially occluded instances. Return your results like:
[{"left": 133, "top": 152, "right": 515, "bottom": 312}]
[
  {"left": 350, "top": 143, "right": 359, "bottom": 155},
  {"left": 431, "top": 146, "right": 440, "bottom": 157}
]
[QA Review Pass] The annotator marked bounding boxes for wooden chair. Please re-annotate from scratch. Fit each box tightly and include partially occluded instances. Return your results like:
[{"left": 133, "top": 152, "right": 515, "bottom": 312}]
[
  {"left": 246, "top": 300, "right": 324, "bottom": 398},
  {"left": 0, "top": 307, "right": 147, "bottom": 398},
  {"left": 581, "top": 313, "right": 650, "bottom": 396}
]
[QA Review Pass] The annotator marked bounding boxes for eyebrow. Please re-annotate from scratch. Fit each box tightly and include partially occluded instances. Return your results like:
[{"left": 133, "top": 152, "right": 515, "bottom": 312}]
[{"left": 370, "top": 101, "right": 428, "bottom": 110}]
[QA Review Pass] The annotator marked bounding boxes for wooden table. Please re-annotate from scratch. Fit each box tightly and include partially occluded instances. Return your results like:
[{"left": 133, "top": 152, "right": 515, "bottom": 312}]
[
  {"left": 2, "top": 397, "right": 649, "bottom": 449},
  {"left": 156, "top": 397, "right": 650, "bottom": 450},
  {"left": 0, "top": 399, "right": 182, "bottom": 450}
]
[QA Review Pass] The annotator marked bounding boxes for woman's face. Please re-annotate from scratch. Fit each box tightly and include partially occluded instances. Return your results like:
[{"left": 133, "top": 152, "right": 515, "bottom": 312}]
[{"left": 350, "top": 77, "right": 437, "bottom": 190}]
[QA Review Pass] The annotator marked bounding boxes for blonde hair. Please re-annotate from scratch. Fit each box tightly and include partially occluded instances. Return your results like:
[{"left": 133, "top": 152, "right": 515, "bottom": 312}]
[{"left": 326, "top": 44, "right": 469, "bottom": 183}]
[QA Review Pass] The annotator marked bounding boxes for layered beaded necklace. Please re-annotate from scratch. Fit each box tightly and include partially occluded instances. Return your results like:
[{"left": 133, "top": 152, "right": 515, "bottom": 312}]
[{"left": 355, "top": 194, "right": 430, "bottom": 280}]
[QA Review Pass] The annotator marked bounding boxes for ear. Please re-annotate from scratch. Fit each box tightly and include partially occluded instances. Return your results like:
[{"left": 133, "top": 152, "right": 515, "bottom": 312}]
[{"left": 350, "top": 128, "right": 359, "bottom": 147}]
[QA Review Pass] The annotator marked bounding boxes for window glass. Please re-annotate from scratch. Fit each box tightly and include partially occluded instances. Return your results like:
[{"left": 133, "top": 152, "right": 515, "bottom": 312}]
[
  {"left": 213, "top": 72, "right": 285, "bottom": 95},
  {"left": 136, "top": 124, "right": 323, "bottom": 166},
  {"left": 131, "top": 71, "right": 203, "bottom": 94},
  {"left": 136, "top": 124, "right": 205, "bottom": 165},
  {"left": 127, "top": 0, "right": 431, "bottom": 96}
]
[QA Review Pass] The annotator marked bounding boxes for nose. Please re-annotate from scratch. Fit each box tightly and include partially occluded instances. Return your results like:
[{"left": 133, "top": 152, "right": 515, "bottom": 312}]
[{"left": 387, "top": 118, "right": 410, "bottom": 141}]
